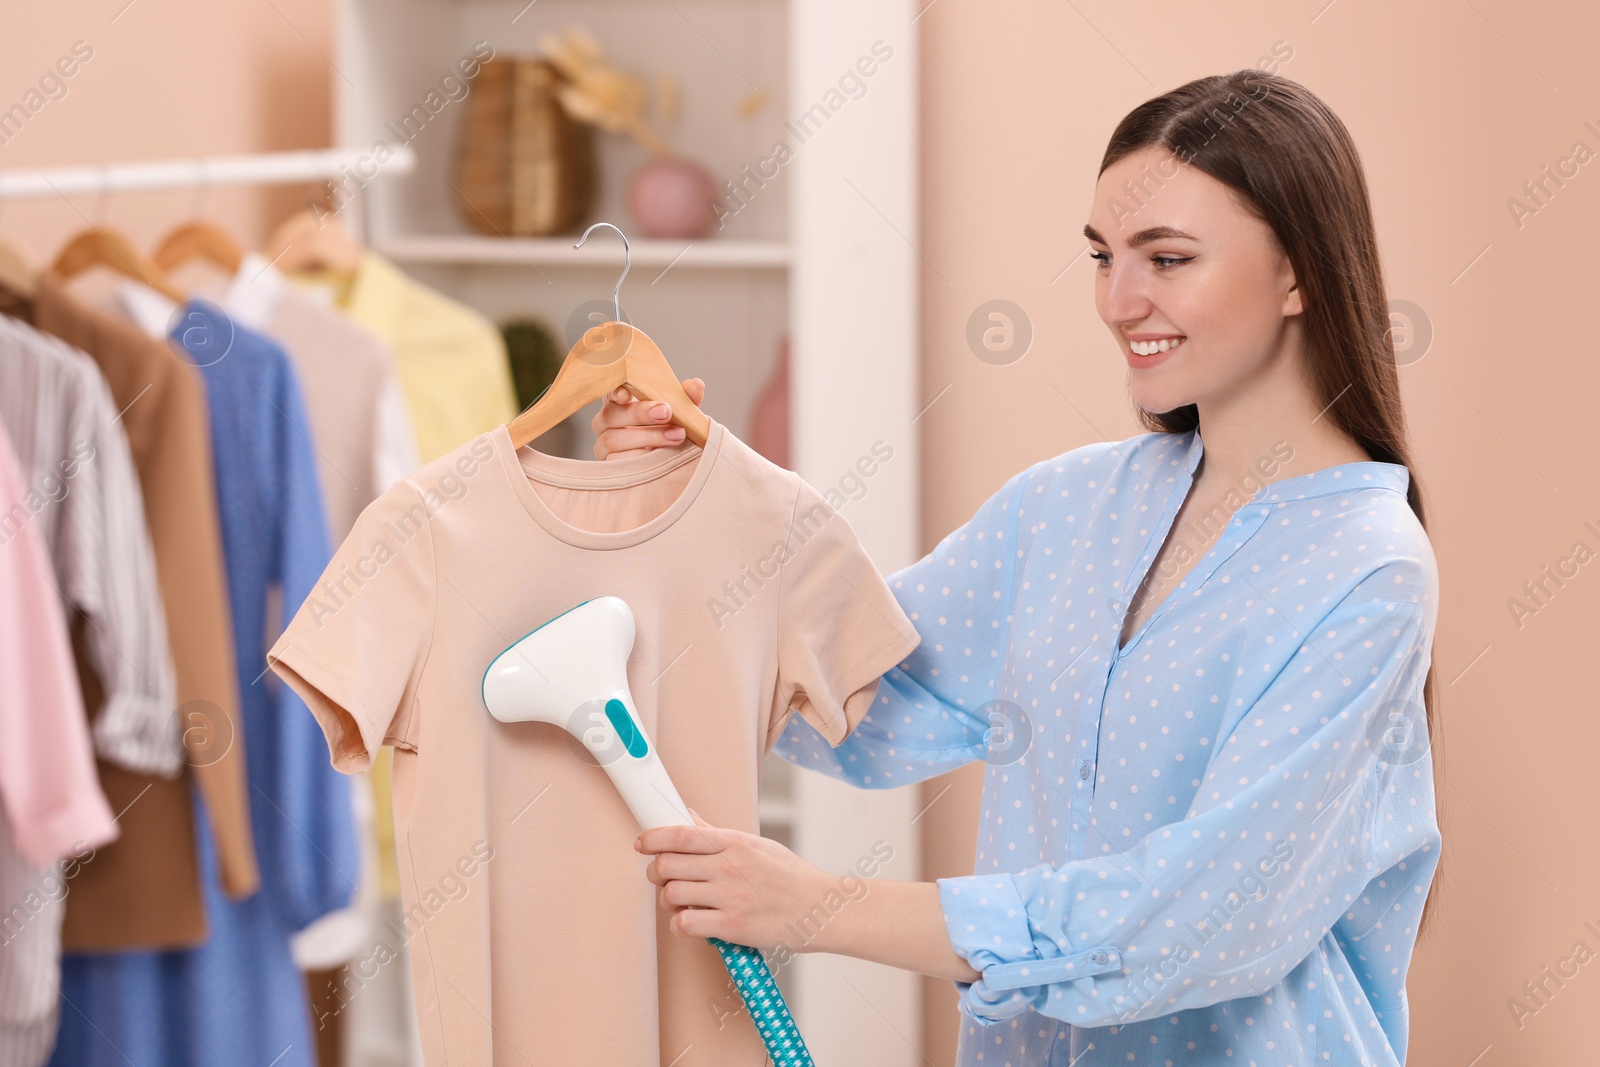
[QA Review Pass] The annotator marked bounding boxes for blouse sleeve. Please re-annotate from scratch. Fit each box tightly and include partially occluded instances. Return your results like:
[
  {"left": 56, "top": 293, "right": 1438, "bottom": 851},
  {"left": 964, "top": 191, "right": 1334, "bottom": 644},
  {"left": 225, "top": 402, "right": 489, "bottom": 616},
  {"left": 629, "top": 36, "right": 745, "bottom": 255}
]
[
  {"left": 935, "top": 578, "right": 1439, "bottom": 1028},
  {"left": 772, "top": 463, "right": 1037, "bottom": 788}
]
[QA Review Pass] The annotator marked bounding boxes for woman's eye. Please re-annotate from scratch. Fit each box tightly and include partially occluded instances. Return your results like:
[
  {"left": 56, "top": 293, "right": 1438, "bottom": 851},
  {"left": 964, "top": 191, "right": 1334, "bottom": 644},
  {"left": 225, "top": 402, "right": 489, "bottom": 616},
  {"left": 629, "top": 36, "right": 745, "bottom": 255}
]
[{"left": 1089, "top": 251, "right": 1192, "bottom": 270}]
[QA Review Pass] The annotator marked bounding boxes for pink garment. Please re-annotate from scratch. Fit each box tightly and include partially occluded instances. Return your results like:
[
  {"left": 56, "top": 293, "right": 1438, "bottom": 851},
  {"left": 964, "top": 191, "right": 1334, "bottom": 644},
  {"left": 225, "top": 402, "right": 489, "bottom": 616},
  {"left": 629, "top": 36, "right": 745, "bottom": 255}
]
[
  {"left": 0, "top": 423, "right": 118, "bottom": 867},
  {"left": 269, "top": 418, "right": 921, "bottom": 1066}
]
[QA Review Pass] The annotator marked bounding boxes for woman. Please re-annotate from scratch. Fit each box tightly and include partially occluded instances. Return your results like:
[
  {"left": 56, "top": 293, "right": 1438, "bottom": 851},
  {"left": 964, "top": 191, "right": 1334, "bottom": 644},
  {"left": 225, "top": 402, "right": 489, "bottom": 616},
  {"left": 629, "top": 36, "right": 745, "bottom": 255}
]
[{"left": 604, "top": 70, "right": 1442, "bottom": 1066}]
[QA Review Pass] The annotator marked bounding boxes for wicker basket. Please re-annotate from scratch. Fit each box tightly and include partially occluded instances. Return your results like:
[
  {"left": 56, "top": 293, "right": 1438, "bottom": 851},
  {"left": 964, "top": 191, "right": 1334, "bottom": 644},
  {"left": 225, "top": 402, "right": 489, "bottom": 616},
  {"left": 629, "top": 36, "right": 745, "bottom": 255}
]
[{"left": 454, "top": 58, "right": 597, "bottom": 236}]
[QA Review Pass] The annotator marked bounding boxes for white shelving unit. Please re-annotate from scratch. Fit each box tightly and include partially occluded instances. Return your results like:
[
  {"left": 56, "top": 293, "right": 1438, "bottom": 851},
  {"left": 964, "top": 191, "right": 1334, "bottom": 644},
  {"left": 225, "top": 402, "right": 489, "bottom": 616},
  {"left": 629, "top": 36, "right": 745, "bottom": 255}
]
[{"left": 337, "top": 1, "right": 921, "bottom": 1060}]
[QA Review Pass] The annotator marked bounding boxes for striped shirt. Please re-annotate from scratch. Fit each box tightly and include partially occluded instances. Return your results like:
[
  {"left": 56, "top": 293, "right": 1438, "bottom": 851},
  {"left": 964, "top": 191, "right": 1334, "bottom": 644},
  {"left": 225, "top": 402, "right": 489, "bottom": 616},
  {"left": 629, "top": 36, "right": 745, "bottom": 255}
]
[
  {"left": 0, "top": 416, "right": 120, "bottom": 1067},
  {"left": 0, "top": 312, "right": 181, "bottom": 776}
]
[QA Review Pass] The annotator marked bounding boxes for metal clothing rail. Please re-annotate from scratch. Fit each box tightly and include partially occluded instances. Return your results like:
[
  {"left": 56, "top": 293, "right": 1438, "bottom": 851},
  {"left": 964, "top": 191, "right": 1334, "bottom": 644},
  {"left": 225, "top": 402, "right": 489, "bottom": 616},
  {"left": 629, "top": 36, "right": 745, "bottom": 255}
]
[{"left": 0, "top": 145, "right": 416, "bottom": 200}]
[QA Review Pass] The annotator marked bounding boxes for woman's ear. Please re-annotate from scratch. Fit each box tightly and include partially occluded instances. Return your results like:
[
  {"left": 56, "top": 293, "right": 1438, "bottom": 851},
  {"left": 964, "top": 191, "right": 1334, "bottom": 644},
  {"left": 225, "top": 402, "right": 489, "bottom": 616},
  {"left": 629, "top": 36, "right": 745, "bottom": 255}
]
[{"left": 1278, "top": 251, "right": 1304, "bottom": 317}]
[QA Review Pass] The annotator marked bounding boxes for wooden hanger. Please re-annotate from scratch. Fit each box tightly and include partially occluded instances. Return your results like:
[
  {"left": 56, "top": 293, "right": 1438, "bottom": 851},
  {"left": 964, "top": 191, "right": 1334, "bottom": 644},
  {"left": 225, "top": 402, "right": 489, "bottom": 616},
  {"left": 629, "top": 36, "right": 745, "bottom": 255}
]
[
  {"left": 51, "top": 225, "right": 187, "bottom": 303},
  {"left": 0, "top": 233, "right": 39, "bottom": 300},
  {"left": 263, "top": 200, "right": 363, "bottom": 275},
  {"left": 505, "top": 223, "right": 710, "bottom": 450},
  {"left": 152, "top": 219, "right": 244, "bottom": 274}
]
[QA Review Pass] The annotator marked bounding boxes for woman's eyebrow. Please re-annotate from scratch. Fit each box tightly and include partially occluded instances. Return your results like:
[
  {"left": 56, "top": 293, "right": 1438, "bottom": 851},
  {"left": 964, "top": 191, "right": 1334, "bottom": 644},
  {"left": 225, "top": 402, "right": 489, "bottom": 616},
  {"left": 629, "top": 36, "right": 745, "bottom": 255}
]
[{"left": 1083, "top": 223, "right": 1200, "bottom": 247}]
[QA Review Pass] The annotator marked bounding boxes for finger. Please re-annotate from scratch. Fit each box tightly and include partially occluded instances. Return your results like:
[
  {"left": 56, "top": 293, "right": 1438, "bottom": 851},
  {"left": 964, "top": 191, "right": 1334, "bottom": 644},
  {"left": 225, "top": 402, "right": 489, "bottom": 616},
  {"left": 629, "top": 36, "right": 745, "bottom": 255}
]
[
  {"left": 589, "top": 388, "right": 630, "bottom": 437},
  {"left": 606, "top": 394, "right": 673, "bottom": 428},
  {"left": 670, "top": 906, "right": 727, "bottom": 940},
  {"left": 595, "top": 445, "right": 653, "bottom": 461},
  {"left": 636, "top": 825, "right": 724, "bottom": 856},
  {"left": 682, "top": 378, "right": 705, "bottom": 405},
  {"left": 593, "top": 424, "right": 688, "bottom": 460},
  {"left": 644, "top": 851, "right": 721, "bottom": 886},
  {"left": 689, "top": 808, "right": 711, "bottom": 828},
  {"left": 590, "top": 398, "right": 673, "bottom": 438},
  {"left": 589, "top": 387, "right": 658, "bottom": 430},
  {"left": 660, "top": 877, "right": 722, "bottom": 910}
]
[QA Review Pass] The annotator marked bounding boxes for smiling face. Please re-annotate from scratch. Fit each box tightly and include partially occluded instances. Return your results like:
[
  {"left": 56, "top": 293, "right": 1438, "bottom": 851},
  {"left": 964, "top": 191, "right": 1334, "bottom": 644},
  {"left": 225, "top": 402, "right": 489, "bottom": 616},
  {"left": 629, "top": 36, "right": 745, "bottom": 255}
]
[{"left": 1085, "top": 145, "right": 1304, "bottom": 416}]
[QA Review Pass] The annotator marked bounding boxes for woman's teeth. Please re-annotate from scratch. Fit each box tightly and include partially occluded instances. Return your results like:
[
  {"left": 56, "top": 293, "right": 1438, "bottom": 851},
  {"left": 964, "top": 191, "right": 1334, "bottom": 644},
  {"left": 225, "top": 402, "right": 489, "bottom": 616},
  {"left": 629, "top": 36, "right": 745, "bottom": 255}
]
[{"left": 1131, "top": 337, "right": 1185, "bottom": 356}]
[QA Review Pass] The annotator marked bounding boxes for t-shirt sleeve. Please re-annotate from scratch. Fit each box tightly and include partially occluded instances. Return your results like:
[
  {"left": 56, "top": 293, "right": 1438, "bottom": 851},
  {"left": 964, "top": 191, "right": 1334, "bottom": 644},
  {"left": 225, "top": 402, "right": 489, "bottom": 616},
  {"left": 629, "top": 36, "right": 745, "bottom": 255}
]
[
  {"left": 267, "top": 475, "right": 437, "bottom": 774},
  {"left": 771, "top": 476, "right": 922, "bottom": 749}
]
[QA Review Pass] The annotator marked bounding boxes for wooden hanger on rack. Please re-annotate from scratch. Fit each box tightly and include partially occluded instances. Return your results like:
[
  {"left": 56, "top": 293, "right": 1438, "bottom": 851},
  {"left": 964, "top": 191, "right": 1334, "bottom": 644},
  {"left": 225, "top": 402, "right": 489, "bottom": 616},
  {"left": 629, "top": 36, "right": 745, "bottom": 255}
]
[
  {"left": 0, "top": 233, "right": 39, "bottom": 301},
  {"left": 505, "top": 222, "right": 710, "bottom": 450},
  {"left": 263, "top": 193, "right": 363, "bottom": 275},
  {"left": 51, "top": 225, "right": 187, "bottom": 303},
  {"left": 152, "top": 220, "right": 244, "bottom": 274}
]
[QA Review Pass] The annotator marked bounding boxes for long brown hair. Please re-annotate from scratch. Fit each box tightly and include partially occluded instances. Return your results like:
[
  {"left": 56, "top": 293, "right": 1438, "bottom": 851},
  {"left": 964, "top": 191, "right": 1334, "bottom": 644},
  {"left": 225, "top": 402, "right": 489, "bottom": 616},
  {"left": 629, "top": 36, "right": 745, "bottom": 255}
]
[{"left": 1100, "top": 70, "right": 1444, "bottom": 937}]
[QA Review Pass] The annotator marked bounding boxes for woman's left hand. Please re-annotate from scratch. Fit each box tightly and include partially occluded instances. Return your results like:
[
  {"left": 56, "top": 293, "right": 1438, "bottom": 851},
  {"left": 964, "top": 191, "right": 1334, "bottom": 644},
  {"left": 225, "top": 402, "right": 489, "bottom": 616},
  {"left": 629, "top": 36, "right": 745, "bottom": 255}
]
[{"left": 636, "top": 811, "right": 828, "bottom": 951}]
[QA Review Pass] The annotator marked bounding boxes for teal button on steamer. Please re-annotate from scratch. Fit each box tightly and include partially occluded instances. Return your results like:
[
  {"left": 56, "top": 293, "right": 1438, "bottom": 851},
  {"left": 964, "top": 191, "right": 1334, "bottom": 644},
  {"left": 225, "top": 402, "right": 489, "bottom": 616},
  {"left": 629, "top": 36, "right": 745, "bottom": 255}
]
[{"left": 482, "top": 596, "right": 815, "bottom": 1066}]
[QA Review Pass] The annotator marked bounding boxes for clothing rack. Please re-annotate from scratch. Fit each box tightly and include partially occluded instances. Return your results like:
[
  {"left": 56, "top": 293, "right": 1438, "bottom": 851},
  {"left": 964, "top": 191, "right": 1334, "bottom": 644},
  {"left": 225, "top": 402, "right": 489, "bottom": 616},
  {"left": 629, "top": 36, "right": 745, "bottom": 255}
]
[{"left": 0, "top": 145, "right": 416, "bottom": 199}]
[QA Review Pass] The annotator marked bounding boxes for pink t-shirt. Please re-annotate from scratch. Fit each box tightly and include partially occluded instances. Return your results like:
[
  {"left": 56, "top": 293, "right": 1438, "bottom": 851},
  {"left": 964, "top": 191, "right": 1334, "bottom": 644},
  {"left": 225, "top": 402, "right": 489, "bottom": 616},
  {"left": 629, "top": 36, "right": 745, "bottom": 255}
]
[{"left": 268, "top": 418, "right": 920, "bottom": 1065}]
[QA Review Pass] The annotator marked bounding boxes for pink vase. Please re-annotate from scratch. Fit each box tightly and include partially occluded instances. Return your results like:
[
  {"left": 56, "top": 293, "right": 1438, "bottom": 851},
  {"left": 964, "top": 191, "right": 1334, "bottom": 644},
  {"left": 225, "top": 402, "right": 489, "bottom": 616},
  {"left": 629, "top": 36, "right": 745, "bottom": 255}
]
[{"left": 626, "top": 155, "right": 718, "bottom": 239}]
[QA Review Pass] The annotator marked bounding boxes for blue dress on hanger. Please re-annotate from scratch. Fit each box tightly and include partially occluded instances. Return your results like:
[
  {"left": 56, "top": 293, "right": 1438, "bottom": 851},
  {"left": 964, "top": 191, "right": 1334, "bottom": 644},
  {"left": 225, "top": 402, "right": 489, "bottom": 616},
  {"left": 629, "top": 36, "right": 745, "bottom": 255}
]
[{"left": 50, "top": 302, "right": 359, "bottom": 1067}]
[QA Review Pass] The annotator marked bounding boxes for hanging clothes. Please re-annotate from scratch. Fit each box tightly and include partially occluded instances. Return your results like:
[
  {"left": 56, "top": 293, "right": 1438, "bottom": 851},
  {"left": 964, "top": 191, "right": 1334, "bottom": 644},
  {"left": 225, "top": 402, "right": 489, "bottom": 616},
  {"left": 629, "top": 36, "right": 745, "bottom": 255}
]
[
  {"left": 47, "top": 287, "right": 359, "bottom": 1067},
  {"left": 0, "top": 311, "right": 181, "bottom": 1066},
  {"left": 171, "top": 249, "right": 428, "bottom": 1064},
  {"left": 286, "top": 250, "right": 518, "bottom": 465},
  {"left": 0, "top": 420, "right": 120, "bottom": 1067},
  {"left": 32, "top": 272, "right": 259, "bottom": 949},
  {"left": 0, "top": 313, "right": 181, "bottom": 775},
  {"left": 268, "top": 419, "right": 922, "bottom": 1065},
  {"left": 182, "top": 250, "right": 421, "bottom": 539}
]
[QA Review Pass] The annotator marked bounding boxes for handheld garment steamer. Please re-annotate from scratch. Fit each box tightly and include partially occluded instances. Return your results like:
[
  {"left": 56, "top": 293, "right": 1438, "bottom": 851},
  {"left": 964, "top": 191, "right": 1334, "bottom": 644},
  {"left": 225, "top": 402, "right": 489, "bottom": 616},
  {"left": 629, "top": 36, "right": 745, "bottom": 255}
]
[{"left": 481, "top": 596, "right": 814, "bottom": 1066}]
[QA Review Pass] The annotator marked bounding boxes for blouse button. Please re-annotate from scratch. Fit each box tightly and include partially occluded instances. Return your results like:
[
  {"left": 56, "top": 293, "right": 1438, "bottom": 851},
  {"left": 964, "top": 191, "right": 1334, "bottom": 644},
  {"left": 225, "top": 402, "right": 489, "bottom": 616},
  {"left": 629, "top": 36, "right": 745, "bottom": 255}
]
[
  {"left": 1077, "top": 760, "right": 1092, "bottom": 781},
  {"left": 1091, "top": 951, "right": 1110, "bottom": 965}
]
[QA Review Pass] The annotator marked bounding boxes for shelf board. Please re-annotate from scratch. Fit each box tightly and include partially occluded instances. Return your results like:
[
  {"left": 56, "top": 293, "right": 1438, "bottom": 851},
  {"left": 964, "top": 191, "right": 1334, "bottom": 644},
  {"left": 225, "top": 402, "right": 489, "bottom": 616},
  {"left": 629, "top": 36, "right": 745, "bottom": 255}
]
[{"left": 376, "top": 234, "right": 791, "bottom": 270}]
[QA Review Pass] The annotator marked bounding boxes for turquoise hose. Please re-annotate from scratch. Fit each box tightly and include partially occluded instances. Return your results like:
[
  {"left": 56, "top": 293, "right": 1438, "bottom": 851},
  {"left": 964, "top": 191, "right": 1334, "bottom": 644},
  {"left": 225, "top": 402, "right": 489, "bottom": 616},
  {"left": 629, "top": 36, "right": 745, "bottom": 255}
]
[{"left": 709, "top": 937, "right": 814, "bottom": 1065}]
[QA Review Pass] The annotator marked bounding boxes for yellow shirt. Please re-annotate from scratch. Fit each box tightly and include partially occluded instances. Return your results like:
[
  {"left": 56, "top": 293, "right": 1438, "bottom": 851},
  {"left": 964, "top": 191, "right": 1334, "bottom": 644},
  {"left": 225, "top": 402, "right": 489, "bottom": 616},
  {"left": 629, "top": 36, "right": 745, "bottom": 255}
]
[{"left": 289, "top": 251, "right": 518, "bottom": 464}]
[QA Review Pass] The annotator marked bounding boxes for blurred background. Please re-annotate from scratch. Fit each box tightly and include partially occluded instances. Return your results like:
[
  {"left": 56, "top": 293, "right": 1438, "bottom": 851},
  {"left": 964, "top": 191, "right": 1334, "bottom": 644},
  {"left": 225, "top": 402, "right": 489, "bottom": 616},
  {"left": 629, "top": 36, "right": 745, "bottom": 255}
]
[{"left": 1, "top": 0, "right": 1596, "bottom": 1064}]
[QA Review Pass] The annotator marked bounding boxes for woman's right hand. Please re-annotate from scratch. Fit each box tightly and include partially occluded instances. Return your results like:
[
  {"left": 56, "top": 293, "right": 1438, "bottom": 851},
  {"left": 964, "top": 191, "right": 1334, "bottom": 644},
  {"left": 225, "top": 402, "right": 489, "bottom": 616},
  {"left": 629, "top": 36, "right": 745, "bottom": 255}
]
[{"left": 591, "top": 378, "right": 707, "bottom": 460}]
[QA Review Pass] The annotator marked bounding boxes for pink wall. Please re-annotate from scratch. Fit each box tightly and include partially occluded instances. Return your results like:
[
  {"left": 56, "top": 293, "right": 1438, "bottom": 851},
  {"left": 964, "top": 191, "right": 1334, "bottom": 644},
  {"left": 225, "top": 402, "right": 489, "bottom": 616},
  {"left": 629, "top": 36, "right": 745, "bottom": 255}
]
[
  {"left": 7, "top": 2, "right": 1599, "bottom": 1065},
  {"left": 0, "top": 0, "right": 332, "bottom": 258}
]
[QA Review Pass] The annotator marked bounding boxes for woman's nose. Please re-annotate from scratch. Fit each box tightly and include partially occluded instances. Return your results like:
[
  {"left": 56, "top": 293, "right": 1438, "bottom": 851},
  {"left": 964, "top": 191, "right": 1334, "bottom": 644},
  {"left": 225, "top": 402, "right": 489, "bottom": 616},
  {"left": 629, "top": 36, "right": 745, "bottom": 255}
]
[{"left": 1098, "top": 260, "right": 1153, "bottom": 324}]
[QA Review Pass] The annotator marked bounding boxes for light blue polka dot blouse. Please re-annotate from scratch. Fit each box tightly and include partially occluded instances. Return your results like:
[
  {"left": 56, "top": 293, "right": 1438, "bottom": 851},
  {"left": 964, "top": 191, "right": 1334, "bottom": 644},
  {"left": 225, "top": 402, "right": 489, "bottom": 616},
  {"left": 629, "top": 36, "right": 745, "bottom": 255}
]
[{"left": 775, "top": 426, "right": 1441, "bottom": 1066}]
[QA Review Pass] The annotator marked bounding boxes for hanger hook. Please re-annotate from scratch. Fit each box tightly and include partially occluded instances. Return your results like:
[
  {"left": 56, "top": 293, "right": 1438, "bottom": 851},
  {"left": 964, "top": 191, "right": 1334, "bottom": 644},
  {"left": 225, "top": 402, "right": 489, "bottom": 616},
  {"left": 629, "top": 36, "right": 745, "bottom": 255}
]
[{"left": 573, "top": 221, "right": 629, "bottom": 323}]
